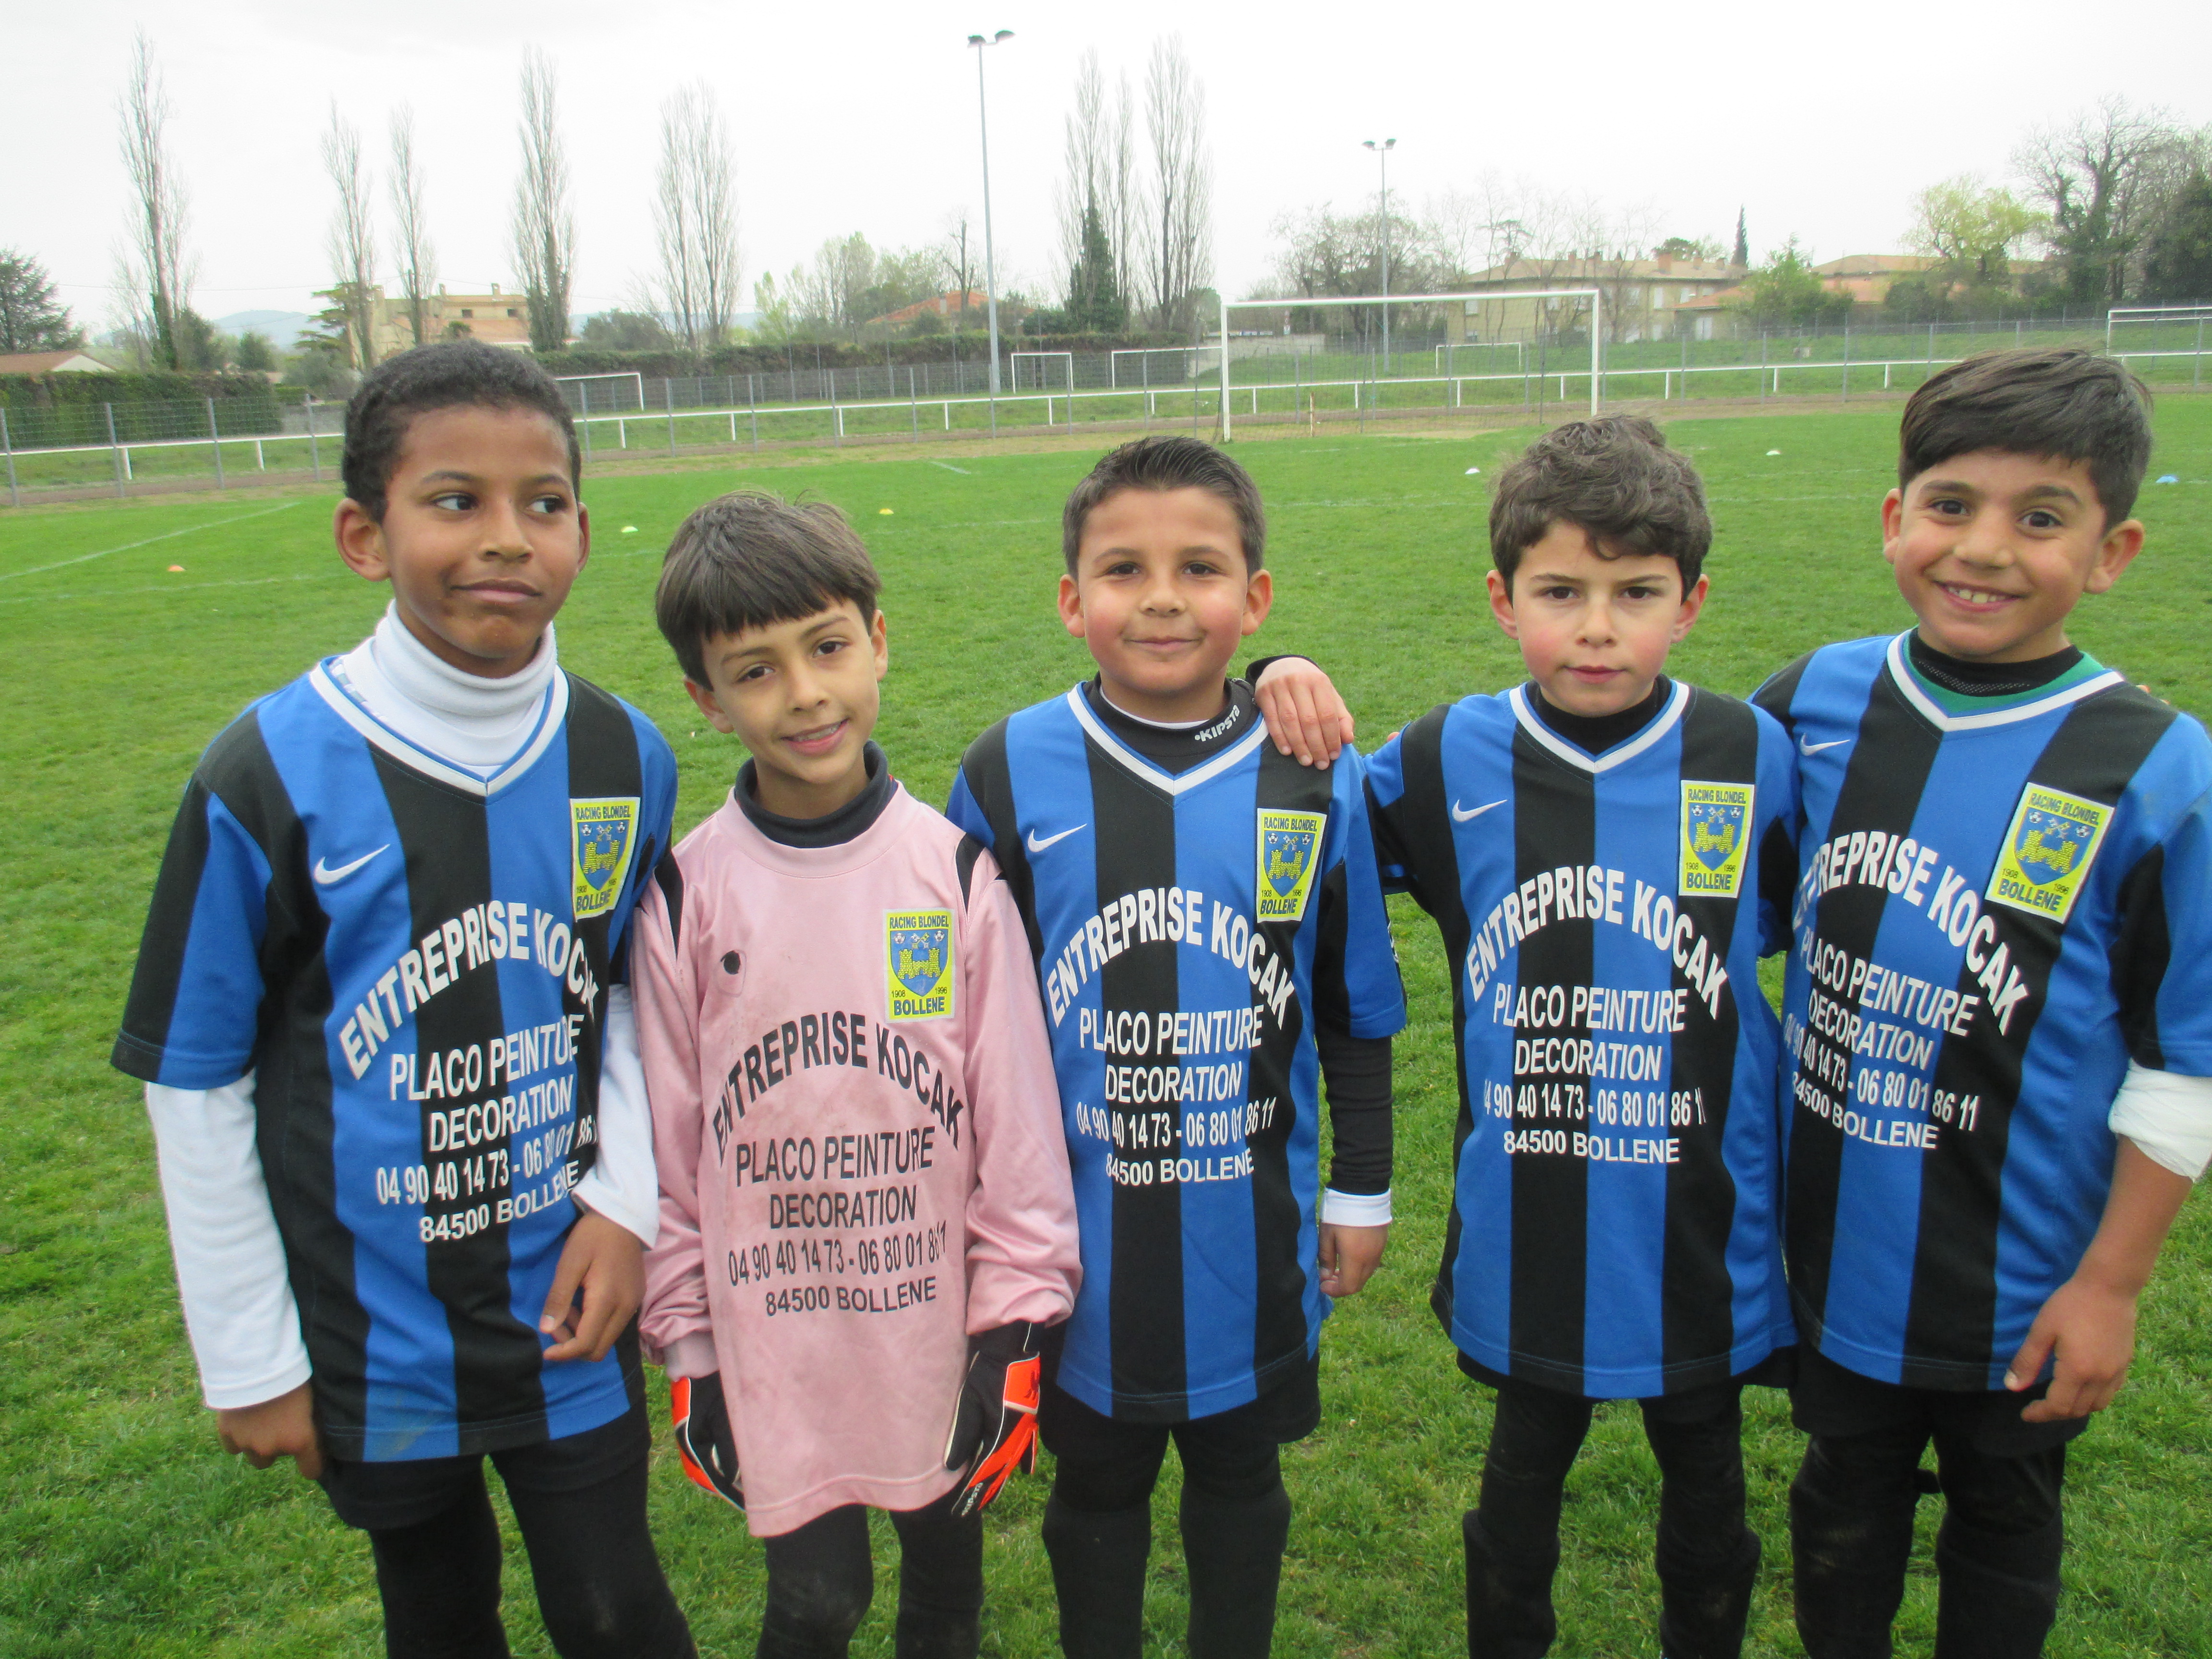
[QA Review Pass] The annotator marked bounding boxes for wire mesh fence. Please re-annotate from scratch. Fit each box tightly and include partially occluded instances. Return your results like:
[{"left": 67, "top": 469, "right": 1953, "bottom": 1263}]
[{"left": 6, "top": 311, "right": 2208, "bottom": 506}]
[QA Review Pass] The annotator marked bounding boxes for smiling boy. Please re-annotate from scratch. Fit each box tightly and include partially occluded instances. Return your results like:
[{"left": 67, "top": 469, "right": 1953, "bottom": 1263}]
[
  {"left": 1753, "top": 349, "right": 2212, "bottom": 1657},
  {"left": 1360, "top": 416, "right": 1799, "bottom": 1659},
  {"left": 633, "top": 491, "right": 1079, "bottom": 1658},
  {"left": 947, "top": 436, "right": 1406, "bottom": 1659},
  {"left": 112, "top": 342, "right": 694, "bottom": 1656}
]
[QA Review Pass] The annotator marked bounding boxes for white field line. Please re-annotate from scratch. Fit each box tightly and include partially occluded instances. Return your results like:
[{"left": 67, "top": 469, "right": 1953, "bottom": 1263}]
[
  {"left": 930, "top": 461, "right": 973, "bottom": 474},
  {"left": 0, "top": 501, "right": 303, "bottom": 583},
  {"left": 0, "top": 569, "right": 336, "bottom": 607}
]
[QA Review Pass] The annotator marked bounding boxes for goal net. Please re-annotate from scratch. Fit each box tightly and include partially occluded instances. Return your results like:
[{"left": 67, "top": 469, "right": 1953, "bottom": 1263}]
[
  {"left": 1010, "top": 351, "right": 1075, "bottom": 393},
  {"left": 556, "top": 373, "right": 645, "bottom": 414}
]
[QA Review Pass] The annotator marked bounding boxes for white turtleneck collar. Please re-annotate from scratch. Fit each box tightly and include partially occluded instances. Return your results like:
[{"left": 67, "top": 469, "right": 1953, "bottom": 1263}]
[{"left": 329, "top": 603, "right": 561, "bottom": 776}]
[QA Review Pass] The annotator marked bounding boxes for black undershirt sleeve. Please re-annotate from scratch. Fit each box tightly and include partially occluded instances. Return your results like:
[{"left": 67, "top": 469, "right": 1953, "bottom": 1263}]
[{"left": 1318, "top": 1026, "right": 1393, "bottom": 1196}]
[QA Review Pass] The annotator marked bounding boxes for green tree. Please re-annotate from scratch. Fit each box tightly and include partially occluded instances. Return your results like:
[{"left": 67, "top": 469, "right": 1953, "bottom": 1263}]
[
  {"left": 1063, "top": 202, "right": 1128, "bottom": 331},
  {"left": 233, "top": 331, "right": 277, "bottom": 373},
  {"left": 1733, "top": 238, "right": 1851, "bottom": 329},
  {"left": 1655, "top": 235, "right": 1723, "bottom": 263},
  {"left": 1731, "top": 209, "right": 1748, "bottom": 268},
  {"left": 1908, "top": 176, "right": 2044, "bottom": 285},
  {"left": 303, "top": 283, "right": 375, "bottom": 367},
  {"left": 172, "top": 308, "right": 231, "bottom": 370},
  {"left": 0, "top": 249, "right": 82, "bottom": 352},
  {"left": 579, "top": 310, "right": 673, "bottom": 349},
  {"left": 2142, "top": 173, "right": 2212, "bottom": 302}
]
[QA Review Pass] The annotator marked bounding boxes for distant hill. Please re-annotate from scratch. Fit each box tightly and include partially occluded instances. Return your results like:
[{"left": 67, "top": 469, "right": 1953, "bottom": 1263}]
[{"left": 213, "top": 311, "right": 313, "bottom": 349}]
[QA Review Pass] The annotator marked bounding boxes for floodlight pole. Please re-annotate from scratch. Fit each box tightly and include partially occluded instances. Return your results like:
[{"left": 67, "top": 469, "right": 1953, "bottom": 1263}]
[
  {"left": 1364, "top": 139, "right": 1396, "bottom": 372},
  {"left": 969, "top": 29, "right": 1013, "bottom": 436}
]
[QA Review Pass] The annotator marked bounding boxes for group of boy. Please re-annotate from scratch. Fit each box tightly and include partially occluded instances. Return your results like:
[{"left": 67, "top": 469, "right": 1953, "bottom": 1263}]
[{"left": 113, "top": 336, "right": 2209, "bottom": 1659}]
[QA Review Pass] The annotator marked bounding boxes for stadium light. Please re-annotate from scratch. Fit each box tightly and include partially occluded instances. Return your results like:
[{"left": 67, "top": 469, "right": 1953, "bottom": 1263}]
[
  {"left": 1364, "top": 139, "right": 1397, "bottom": 372},
  {"left": 969, "top": 29, "right": 1014, "bottom": 433}
]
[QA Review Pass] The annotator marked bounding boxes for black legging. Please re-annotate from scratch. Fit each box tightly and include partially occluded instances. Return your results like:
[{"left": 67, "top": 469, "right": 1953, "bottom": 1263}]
[
  {"left": 756, "top": 1487, "right": 984, "bottom": 1659},
  {"left": 1466, "top": 1380, "right": 1760, "bottom": 1659},
  {"left": 358, "top": 1441, "right": 694, "bottom": 1659}
]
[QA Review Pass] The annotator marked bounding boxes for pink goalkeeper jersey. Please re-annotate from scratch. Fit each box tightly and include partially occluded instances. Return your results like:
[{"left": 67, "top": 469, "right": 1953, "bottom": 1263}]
[{"left": 636, "top": 778, "right": 1079, "bottom": 1535}]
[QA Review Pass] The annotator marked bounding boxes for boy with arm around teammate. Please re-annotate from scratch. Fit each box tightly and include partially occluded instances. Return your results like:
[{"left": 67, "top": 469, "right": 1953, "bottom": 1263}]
[
  {"left": 111, "top": 342, "right": 694, "bottom": 1657},
  {"left": 946, "top": 435, "right": 1407, "bottom": 1659},
  {"left": 1363, "top": 417, "right": 1799, "bottom": 1659},
  {"left": 1754, "top": 349, "right": 2212, "bottom": 1658},
  {"left": 635, "top": 492, "right": 1080, "bottom": 1659}
]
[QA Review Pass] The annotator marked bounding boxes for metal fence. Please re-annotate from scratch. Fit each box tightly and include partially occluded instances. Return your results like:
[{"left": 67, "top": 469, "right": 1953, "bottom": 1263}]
[{"left": 6, "top": 311, "right": 2209, "bottom": 506}]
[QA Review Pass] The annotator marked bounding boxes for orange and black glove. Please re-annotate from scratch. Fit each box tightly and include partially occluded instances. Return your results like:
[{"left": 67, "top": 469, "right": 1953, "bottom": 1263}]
[
  {"left": 942, "top": 1322, "right": 1044, "bottom": 1518},
  {"left": 671, "top": 1372, "right": 744, "bottom": 1512}
]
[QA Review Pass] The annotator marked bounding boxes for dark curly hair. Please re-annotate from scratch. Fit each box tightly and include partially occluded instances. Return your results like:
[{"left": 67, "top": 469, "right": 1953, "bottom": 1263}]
[
  {"left": 1488, "top": 415, "right": 1711, "bottom": 588},
  {"left": 1900, "top": 348, "right": 2153, "bottom": 526},
  {"left": 339, "top": 340, "right": 580, "bottom": 521}
]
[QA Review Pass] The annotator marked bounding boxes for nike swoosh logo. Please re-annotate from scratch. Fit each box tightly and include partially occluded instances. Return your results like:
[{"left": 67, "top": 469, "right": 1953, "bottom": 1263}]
[
  {"left": 313, "top": 845, "right": 390, "bottom": 885},
  {"left": 1027, "top": 824, "right": 1085, "bottom": 853},
  {"left": 1451, "top": 799, "right": 1505, "bottom": 823},
  {"left": 1799, "top": 736, "right": 1850, "bottom": 755}
]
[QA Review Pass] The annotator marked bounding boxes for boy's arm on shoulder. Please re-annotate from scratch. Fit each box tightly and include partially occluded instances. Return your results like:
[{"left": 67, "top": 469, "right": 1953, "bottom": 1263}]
[
  {"left": 956, "top": 850, "right": 1082, "bottom": 1331},
  {"left": 1249, "top": 655, "right": 1355, "bottom": 769},
  {"left": 630, "top": 853, "right": 714, "bottom": 1361},
  {"left": 945, "top": 721, "right": 1013, "bottom": 848},
  {"left": 1752, "top": 701, "right": 1803, "bottom": 954}
]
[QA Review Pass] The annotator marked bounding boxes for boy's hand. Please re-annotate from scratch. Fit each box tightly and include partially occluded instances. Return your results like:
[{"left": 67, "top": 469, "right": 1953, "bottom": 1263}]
[
  {"left": 2006, "top": 1274, "right": 2139, "bottom": 1422},
  {"left": 540, "top": 1206, "right": 644, "bottom": 1363},
  {"left": 944, "top": 1322, "right": 1044, "bottom": 1518},
  {"left": 1318, "top": 1223, "right": 1388, "bottom": 1298},
  {"left": 671, "top": 1372, "right": 745, "bottom": 1511},
  {"left": 1255, "top": 657, "right": 1355, "bottom": 768},
  {"left": 216, "top": 1381, "right": 324, "bottom": 1478}
]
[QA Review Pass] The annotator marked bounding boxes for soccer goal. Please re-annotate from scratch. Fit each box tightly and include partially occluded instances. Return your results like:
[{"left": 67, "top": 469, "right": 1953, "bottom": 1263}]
[
  {"left": 1216, "top": 290, "right": 1602, "bottom": 440},
  {"left": 1433, "top": 340, "right": 1526, "bottom": 375},
  {"left": 556, "top": 373, "right": 645, "bottom": 414},
  {"left": 2107, "top": 304, "right": 2212, "bottom": 353},
  {"left": 1010, "top": 351, "right": 1075, "bottom": 393},
  {"left": 1110, "top": 346, "right": 1204, "bottom": 387}
]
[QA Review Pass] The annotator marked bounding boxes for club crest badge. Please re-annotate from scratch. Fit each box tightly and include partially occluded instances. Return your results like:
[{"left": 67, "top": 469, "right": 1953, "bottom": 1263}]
[
  {"left": 1679, "top": 781, "right": 1753, "bottom": 898},
  {"left": 1256, "top": 809, "right": 1325, "bottom": 923},
  {"left": 886, "top": 909, "right": 955, "bottom": 1021},
  {"left": 1988, "top": 784, "right": 2108, "bottom": 924},
  {"left": 570, "top": 797, "right": 640, "bottom": 920}
]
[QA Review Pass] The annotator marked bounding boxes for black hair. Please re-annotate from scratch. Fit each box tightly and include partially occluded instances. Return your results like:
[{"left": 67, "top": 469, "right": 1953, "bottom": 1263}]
[
  {"left": 339, "top": 340, "right": 581, "bottom": 521},
  {"left": 1488, "top": 415, "right": 1711, "bottom": 586},
  {"left": 1061, "top": 434, "right": 1265, "bottom": 574},
  {"left": 655, "top": 491, "right": 882, "bottom": 684},
  {"left": 1899, "top": 348, "right": 2154, "bottom": 526}
]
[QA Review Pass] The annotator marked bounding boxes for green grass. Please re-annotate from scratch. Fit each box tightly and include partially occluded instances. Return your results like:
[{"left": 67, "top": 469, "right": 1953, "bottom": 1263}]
[{"left": 3, "top": 406, "right": 2209, "bottom": 1656}]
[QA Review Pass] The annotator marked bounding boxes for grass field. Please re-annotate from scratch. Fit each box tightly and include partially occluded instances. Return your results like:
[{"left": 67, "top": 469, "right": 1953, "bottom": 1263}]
[{"left": 3, "top": 404, "right": 2210, "bottom": 1657}]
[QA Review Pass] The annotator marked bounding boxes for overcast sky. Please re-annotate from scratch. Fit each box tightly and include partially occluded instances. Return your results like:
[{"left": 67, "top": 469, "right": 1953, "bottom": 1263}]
[{"left": 9, "top": 0, "right": 2209, "bottom": 331}]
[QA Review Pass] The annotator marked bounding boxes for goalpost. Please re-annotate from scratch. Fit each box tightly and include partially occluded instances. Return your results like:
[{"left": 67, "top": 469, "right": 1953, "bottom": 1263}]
[
  {"left": 1217, "top": 290, "right": 1602, "bottom": 439},
  {"left": 1110, "top": 346, "right": 1203, "bottom": 387},
  {"left": 1010, "top": 351, "right": 1075, "bottom": 393},
  {"left": 556, "top": 372, "right": 645, "bottom": 413},
  {"left": 2107, "top": 304, "right": 2212, "bottom": 351}
]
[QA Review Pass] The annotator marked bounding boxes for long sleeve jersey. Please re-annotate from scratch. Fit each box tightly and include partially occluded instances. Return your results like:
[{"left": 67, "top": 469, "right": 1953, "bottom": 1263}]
[{"left": 636, "top": 767, "right": 1080, "bottom": 1536}]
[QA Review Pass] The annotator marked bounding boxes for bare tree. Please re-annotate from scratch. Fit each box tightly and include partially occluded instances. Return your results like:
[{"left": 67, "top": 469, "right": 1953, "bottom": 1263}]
[
  {"left": 1057, "top": 52, "right": 1136, "bottom": 328},
  {"left": 654, "top": 83, "right": 742, "bottom": 361},
  {"left": 1058, "top": 53, "right": 1107, "bottom": 303},
  {"left": 510, "top": 48, "right": 575, "bottom": 352},
  {"left": 1142, "top": 36, "right": 1213, "bottom": 335},
  {"left": 323, "top": 109, "right": 379, "bottom": 369},
  {"left": 116, "top": 31, "right": 192, "bottom": 370},
  {"left": 389, "top": 108, "right": 436, "bottom": 350},
  {"left": 942, "top": 209, "right": 976, "bottom": 322},
  {"left": 1106, "top": 78, "right": 1140, "bottom": 318},
  {"left": 2016, "top": 98, "right": 2188, "bottom": 303}
]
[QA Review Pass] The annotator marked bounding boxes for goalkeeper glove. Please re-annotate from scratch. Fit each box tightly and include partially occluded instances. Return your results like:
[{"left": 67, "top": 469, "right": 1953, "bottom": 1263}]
[
  {"left": 670, "top": 1372, "right": 744, "bottom": 1512},
  {"left": 942, "top": 1321, "right": 1044, "bottom": 1518}
]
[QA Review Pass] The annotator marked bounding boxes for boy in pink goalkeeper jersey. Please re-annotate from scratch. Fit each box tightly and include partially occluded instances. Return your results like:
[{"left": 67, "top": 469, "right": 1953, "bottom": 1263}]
[{"left": 634, "top": 492, "right": 1081, "bottom": 1658}]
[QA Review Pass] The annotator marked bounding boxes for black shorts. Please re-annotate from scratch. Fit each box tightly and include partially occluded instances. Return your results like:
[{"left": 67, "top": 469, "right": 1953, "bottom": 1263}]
[
  {"left": 1039, "top": 1346, "right": 1322, "bottom": 1458},
  {"left": 1790, "top": 1344, "right": 2088, "bottom": 1457},
  {"left": 319, "top": 1403, "right": 649, "bottom": 1533}
]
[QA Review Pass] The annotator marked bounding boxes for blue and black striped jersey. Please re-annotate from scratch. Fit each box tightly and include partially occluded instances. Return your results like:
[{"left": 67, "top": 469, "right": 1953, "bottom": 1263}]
[
  {"left": 949, "top": 685, "right": 1405, "bottom": 1423},
  {"left": 1367, "top": 682, "right": 1799, "bottom": 1399},
  {"left": 1756, "top": 633, "right": 2212, "bottom": 1389},
  {"left": 113, "top": 662, "right": 676, "bottom": 1459}
]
